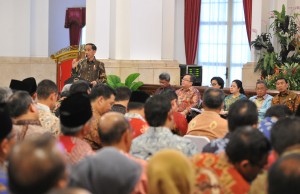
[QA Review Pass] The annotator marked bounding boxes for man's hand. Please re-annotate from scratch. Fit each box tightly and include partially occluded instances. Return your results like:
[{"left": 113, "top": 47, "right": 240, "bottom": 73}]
[
  {"left": 90, "top": 81, "right": 97, "bottom": 87},
  {"left": 72, "top": 59, "right": 79, "bottom": 68}
]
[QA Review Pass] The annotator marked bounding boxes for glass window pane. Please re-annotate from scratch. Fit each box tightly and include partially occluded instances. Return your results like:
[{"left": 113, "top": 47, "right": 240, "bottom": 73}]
[{"left": 198, "top": 0, "right": 250, "bottom": 87}]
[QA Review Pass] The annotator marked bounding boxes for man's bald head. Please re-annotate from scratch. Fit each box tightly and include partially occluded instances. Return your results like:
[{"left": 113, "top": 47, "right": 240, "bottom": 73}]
[
  {"left": 98, "top": 112, "right": 131, "bottom": 146},
  {"left": 8, "top": 135, "right": 66, "bottom": 194}
]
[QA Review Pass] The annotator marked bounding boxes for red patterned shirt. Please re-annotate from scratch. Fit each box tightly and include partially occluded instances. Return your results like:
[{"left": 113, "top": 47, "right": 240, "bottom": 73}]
[
  {"left": 176, "top": 86, "right": 201, "bottom": 115},
  {"left": 59, "top": 136, "right": 95, "bottom": 165},
  {"left": 192, "top": 153, "right": 250, "bottom": 194}
]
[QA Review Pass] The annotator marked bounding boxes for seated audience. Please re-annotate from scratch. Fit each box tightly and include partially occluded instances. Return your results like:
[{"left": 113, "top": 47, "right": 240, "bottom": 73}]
[
  {"left": 163, "top": 91, "right": 188, "bottom": 136},
  {"left": 250, "top": 117, "right": 300, "bottom": 194},
  {"left": 203, "top": 99, "right": 258, "bottom": 153},
  {"left": 258, "top": 105, "right": 292, "bottom": 140},
  {"left": 36, "top": 80, "right": 60, "bottom": 137},
  {"left": 223, "top": 79, "right": 247, "bottom": 112},
  {"left": 8, "top": 134, "right": 67, "bottom": 194},
  {"left": 210, "top": 76, "right": 224, "bottom": 89},
  {"left": 272, "top": 77, "right": 300, "bottom": 112},
  {"left": 0, "top": 104, "right": 15, "bottom": 194},
  {"left": 147, "top": 149, "right": 194, "bottom": 194},
  {"left": 125, "top": 91, "right": 149, "bottom": 138},
  {"left": 249, "top": 80, "right": 273, "bottom": 121},
  {"left": 7, "top": 91, "right": 48, "bottom": 141},
  {"left": 59, "top": 93, "right": 94, "bottom": 165},
  {"left": 84, "top": 84, "right": 115, "bottom": 150},
  {"left": 98, "top": 112, "right": 147, "bottom": 194},
  {"left": 0, "top": 87, "right": 12, "bottom": 103},
  {"left": 176, "top": 74, "right": 201, "bottom": 116},
  {"left": 268, "top": 153, "right": 300, "bottom": 194},
  {"left": 187, "top": 88, "right": 228, "bottom": 140},
  {"left": 111, "top": 86, "right": 132, "bottom": 114},
  {"left": 70, "top": 147, "right": 142, "bottom": 194},
  {"left": 271, "top": 117, "right": 300, "bottom": 157},
  {"left": 130, "top": 95, "right": 198, "bottom": 160},
  {"left": 154, "top": 72, "right": 175, "bottom": 95},
  {"left": 192, "top": 126, "right": 271, "bottom": 194}
]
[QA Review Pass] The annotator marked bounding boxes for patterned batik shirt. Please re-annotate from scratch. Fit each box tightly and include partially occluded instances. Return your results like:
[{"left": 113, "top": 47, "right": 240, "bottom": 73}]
[
  {"left": 192, "top": 153, "right": 250, "bottom": 194},
  {"left": 0, "top": 163, "right": 8, "bottom": 194},
  {"left": 71, "top": 57, "right": 106, "bottom": 83},
  {"left": 59, "top": 136, "right": 95, "bottom": 165},
  {"left": 84, "top": 111, "right": 102, "bottom": 150},
  {"left": 125, "top": 113, "right": 148, "bottom": 138},
  {"left": 202, "top": 133, "right": 231, "bottom": 154},
  {"left": 130, "top": 126, "right": 199, "bottom": 160},
  {"left": 176, "top": 86, "right": 201, "bottom": 115},
  {"left": 13, "top": 120, "right": 50, "bottom": 141},
  {"left": 272, "top": 90, "right": 300, "bottom": 112},
  {"left": 224, "top": 94, "right": 248, "bottom": 111},
  {"left": 37, "top": 103, "right": 60, "bottom": 137}
]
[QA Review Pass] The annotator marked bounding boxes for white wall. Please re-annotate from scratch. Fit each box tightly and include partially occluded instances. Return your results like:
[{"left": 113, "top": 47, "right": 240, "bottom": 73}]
[
  {"left": 174, "top": 0, "right": 186, "bottom": 64},
  {"left": 49, "top": 0, "right": 86, "bottom": 56},
  {"left": 86, "top": 0, "right": 111, "bottom": 59},
  {"left": 130, "top": 0, "right": 162, "bottom": 60},
  {"left": 30, "top": 0, "right": 49, "bottom": 57},
  {"left": 162, "top": 0, "right": 175, "bottom": 60},
  {"left": 87, "top": 0, "right": 164, "bottom": 60},
  {"left": 112, "top": 0, "right": 131, "bottom": 59},
  {"left": 0, "top": 0, "right": 31, "bottom": 57}
]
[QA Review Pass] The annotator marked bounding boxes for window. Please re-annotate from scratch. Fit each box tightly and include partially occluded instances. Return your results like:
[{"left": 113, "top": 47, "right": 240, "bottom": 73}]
[
  {"left": 197, "top": 0, "right": 250, "bottom": 87},
  {"left": 81, "top": 26, "right": 86, "bottom": 44}
]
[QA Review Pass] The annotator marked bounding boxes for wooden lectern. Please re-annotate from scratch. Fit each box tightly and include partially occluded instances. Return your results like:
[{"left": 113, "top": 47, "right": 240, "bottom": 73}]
[{"left": 51, "top": 45, "right": 85, "bottom": 91}]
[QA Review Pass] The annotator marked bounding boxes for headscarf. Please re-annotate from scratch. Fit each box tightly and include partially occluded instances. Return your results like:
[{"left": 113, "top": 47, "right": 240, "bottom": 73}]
[
  {"left": 69, "top": 147, "right": 142, "bottom": 194},
  {"left": 147, "top": 149, "right": 195, "bottom": 194}
]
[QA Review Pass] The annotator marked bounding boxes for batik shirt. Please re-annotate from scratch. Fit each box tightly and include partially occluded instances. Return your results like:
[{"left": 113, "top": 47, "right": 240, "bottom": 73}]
[
  {"left": 84, "top": 111, "right": 102, "bottom": 150},
  {"left": 202, "top": 133, "right": 231, "bottom": 154},
  {"left": 176, "top": 86, "right": 201, "bottom": 114},
  {"left": 71, "top": 57, "right": 106, "bottom": 83},
  {"left": 0, "top": 164, "right": 8, "bottom": 194},
  {"left": 125, "top": 113, "right": 148, "bottom": 138},
  {"left": 130, "top": 126, "right": 199, "bottom": 160},
  {"left": 59, "top": 136, "right": 94, "bottom": 165},
  {"left": 258, "top": 117, "right": 278, "bottom": 141},
  {"left": 272, "top": 90, "right": 300, "bottom": 112},
  {"left": 224, "top": 94, "right": 247, "bottom": 111},
  {"left": 249, "top": 94, "right": 273, "bottom": 121},
  {"left": 192, "top": 153, "right": 250, "bottom": 194},
  {"left": 13, "top": 120, "right": 50, "bottom": 141},
  {"left": 37, "top": 103, "right": 60, "bottom": 137}
]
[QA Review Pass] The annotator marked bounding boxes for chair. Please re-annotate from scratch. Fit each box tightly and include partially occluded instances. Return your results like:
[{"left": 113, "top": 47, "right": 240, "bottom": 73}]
[
  {"left": 51, "top": 45, "right": 85, "bottom": 91},
  {"left": 183, "top": 135, "right": 210, "bottom": 152}
]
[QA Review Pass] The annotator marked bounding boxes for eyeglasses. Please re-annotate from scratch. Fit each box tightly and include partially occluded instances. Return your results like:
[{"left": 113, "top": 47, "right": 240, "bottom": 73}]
[
  {"left": 182, "top": 78, "right": 191, "bottom": 82},
  {"left": 211, "top": 83, "right": 218, "bottom": 86}
]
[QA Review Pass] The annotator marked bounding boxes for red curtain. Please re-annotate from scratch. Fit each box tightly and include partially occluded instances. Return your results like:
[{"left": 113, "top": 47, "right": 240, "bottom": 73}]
[
  {"left": 65, "top": 8, "right": 86, "bottom": 46},
  {"left": 184, "top": 0, "right": 201, "bottom": 65},
  {"left": 243, "top": 0, "right": 252, "bottom": 46}
]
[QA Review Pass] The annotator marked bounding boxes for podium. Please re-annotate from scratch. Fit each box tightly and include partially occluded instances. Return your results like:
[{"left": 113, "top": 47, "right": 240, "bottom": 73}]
[{"left": 51, "top": 45, "right": 85, "bottom": 91}]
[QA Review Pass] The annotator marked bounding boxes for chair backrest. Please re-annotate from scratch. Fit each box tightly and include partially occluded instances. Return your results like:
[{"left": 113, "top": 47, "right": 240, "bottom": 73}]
[{"left": 183, "top": 135, "right": 210, "bottom": 152}]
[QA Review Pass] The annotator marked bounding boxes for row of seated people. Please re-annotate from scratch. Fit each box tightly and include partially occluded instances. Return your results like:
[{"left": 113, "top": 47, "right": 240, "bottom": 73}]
[
  {"left": 0, "top": 75, "right": 299, "bottom": 193},
  {"left": 154, "top": 73, "right": 300, "bottom": 119}
]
